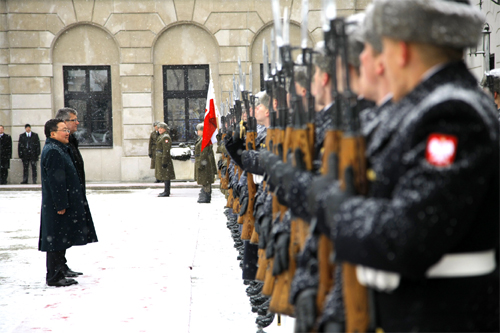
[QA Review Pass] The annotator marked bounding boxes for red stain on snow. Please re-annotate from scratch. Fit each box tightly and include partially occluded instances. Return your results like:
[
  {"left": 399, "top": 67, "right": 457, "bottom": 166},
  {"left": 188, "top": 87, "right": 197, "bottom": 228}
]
[{"left": 44, "top": 303, "right": 58, "bottom": 308}]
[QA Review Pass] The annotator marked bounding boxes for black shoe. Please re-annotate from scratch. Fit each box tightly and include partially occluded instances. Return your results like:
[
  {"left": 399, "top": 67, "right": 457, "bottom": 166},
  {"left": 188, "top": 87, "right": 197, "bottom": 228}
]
[
  {"left": 64, "top": 269, "right": 83, "bottom": 277},
  {"left": 155, "top": 179, "right": 161, "bottom": 183},
  {"left": 20, "top": 181, "right": 28, "bottom": 184},
  {"left": 158, "top": 192, "right": 170, "bottom": 197},
  {"left": 47, "top": 278, "right": 78, "bottom": 287}
]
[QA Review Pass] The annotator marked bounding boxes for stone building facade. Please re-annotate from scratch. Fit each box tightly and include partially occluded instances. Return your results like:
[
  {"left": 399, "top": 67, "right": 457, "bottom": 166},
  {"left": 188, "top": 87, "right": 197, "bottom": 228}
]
[
  {"left": 0, "top": 0, "right": 497, "bottom": 184},
  {"left": 0, "top": 0, "right": 369, "bottom": 183}
]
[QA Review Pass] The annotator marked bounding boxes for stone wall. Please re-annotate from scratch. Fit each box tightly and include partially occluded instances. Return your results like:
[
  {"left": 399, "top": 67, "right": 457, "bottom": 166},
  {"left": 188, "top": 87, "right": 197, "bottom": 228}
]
[{"left": 0, "top": 0, "right": 369, "bottom": 183}]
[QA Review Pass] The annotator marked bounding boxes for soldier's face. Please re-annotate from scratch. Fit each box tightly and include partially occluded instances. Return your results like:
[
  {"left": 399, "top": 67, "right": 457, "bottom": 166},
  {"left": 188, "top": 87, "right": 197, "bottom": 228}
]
[
  {"left": 359, "top": 43, "right": 380, "bottom": 102},
  {"left": 158, "top": 127, "right": 166, "bottom": 135},
  {"left": 255, "top": 103, "right": 269, "bottom": 124},
  {"left": 311, "top": 66, "right": 325, "bottom": 104},
  {"left": 381, "top": 37, "right": 407, "bottom": 102},
  {"left": 197, "top": 130, "right": 203, "bottom": 137}
]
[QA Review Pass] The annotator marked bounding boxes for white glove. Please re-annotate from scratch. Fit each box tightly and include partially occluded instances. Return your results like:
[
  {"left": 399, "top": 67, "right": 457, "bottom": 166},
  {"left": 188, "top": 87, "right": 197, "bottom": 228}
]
[{"left": 356, "top": 265, "right": 400, "bottom": 293}]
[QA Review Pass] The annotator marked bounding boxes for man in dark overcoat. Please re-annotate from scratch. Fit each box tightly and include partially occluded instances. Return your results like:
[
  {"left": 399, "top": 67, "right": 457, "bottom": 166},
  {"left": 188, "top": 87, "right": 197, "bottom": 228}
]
[
  {"left": 54, "top": 108, "right": 98, "bottom": 275},
  {"left": 149, "top": 121, "right": 160, "bottom": 182},
  {"left": 0, "top": 125, "right": 12, "bottom": 185},
  {"left": 18, "top": 124, "right": 41, "bottom": 184},
  {"left": 194, "top": 123, "right": 217, "bottom": 203},
  {"left": 39, "top": 119, "right": 98, "bottom": 287},
  {"left": 155, "top": 122, "right": 175, "bottom": 197}
]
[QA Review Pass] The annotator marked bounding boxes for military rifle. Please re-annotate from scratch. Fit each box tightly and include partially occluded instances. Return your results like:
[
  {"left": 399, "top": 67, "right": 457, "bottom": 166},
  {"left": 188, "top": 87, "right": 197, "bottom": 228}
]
[
  {"left": 335, "top": 17, "right": 370, "bottom": 333},
  {"left": 239, "top": 60, "right": 258, "bottom": 241}
]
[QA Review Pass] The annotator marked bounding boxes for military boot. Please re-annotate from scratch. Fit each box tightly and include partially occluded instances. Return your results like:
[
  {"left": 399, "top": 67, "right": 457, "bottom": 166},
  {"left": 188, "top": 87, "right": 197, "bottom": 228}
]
[
  {"left": 197, "top": 188, "right": 204, "bottom": 203},
  {"left": 197, "top": 188, "right": 210, "bottom": 203},
  {"left": 158, "top": 180, "right": 170, "bottom": 197}
]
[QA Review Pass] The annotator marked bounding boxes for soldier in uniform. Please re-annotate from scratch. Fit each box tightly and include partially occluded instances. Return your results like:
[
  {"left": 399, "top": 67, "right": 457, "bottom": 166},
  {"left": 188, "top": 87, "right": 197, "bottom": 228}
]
[
  {"left": 155, "top": 122, "right": 175, "bottom": 197},
  {"left": 481, "top": 68, "right": 500, "bottom": 114},
  {"left": 0, "top": 125, "right": 12, "bottom": 185},
  {"left": 149, "top": 121, "right": 160, "bottom": 183},
  {"left": 194, "top": 123, "right": 217, "bottom": 203},
  {"left": 309, "top": 0, "right": 499, "bottom": 331}
]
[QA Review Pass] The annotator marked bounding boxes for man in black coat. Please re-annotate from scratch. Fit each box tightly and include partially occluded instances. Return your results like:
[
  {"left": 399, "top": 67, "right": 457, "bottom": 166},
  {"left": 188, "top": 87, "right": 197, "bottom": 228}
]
[
  {"left": 310, "top": 1, "right": 499, "bottom": 331},
  {"left": 18, "top": 124, "right": 41, "bottom": 184},
  {"left": 40, "top": 119, "right": 98, "bottom": 287},
  {"left": 55, "top": 108, "right": 86, "bottom": 189},
  {"left": 0, "top": 125, "right": 12, "bottom": 185}
]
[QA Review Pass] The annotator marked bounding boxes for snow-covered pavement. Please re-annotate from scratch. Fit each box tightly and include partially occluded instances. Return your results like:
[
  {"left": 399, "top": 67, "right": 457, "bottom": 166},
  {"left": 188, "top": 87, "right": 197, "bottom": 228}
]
[{"left": 0, "top": 187, "right": 292, "bottom": 333}]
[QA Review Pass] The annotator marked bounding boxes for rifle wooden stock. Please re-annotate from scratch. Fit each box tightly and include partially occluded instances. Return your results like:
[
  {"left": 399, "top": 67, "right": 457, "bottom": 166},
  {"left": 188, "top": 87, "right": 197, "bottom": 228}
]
[
  {"left": 226, "top": 188, "right": 234, "bottom": 208},
  {"left": 316, "top": 129, "right": 342, "bottom": 316},
  {"left": 255, "top": 248, "right": 268, "bottom": 281},
  {"left": 241, "top": 131, "right": 257, "bottom": 240},
  {"left": 340, "top": 135, "right": 369, "bottom": 333},
  {"left": 262, "top": 258, "right": 276, "bottom": 296}
]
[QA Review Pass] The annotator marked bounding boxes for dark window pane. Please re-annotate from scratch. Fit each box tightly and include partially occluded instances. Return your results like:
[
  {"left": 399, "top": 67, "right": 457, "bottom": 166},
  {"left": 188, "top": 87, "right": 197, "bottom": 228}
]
[
  {"left": 168, "top": 120, "right": 186, "bottom": 142},
  {"left": 90, "top": 70, "right": 108, "bottom": 92},
  {"left": 64, "top": 66, "right": 112, "bottom": 147},
  {"left": 168, "top": 98, "right": 185, "bottom": 119},
  {"left": 187, "top": 120, "right": 201, "bottom": 142},
  {"left": 67, "top": 69, "right": 86, "bottom": 92},
  {"left": 188, "top": 69, "right": 207, "bottom": 91},
  {"left": 188, "top": 98, "right": 206, "bottom": 120},
  {"left": 166, "top": 69, "right": 184, "bottom": 91}
]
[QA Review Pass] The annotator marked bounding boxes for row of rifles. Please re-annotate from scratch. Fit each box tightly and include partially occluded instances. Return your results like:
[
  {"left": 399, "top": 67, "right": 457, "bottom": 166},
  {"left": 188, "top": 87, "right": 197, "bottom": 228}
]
[{"left": 218, "top": 0, "right": 371, "bottom": 331}]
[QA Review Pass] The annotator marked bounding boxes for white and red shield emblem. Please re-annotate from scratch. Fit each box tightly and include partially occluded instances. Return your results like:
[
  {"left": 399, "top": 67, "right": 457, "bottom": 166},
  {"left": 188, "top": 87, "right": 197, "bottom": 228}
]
[
  {"left": 165, "top": 139, "right": 169, "bottom": 143},
  {"left": 425, "top": 133, "right": 458, "bottom": 167}
]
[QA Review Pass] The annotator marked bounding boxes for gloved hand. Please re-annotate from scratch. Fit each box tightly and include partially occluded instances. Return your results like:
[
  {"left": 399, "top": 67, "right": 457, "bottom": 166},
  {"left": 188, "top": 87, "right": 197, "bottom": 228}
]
[
  {"left": 224, "top": 136, "right": 245, "bottom": 168},
  {"left": 308, "top": 153, "right": 340, "bottom": 234},
  {"left": 294, "top": 288, "right": 318, "bottom": 333},
  {"left": 272, "top": 229, "right": 290, "bottom": 276},
  {"left": 162, "top": 164, "right": 168, "bottom": 168},
  {"left": 247, "top": 142, "right": 254, "bottom": 150},
  {"left": 323, "top": 166, "right": 356, "bottom": 237},
  {"left": 217, "top": 159, "right": 224, "bottom": 170}
]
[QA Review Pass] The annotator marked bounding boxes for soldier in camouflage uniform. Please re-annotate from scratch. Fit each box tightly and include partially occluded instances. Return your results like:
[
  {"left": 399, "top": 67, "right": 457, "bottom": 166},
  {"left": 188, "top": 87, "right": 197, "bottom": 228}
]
[
  {"left": 155, "top": 122, "right": 175, "bottom": 197},
  {"left": 194, "top": 123, "right": 217, "bottom": 203}
]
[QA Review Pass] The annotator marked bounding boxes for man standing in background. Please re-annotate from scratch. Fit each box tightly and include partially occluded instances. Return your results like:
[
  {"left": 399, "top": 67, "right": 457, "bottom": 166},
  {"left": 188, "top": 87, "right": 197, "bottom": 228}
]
[
  {"left": 18, "top": 124, "right": 41, "bottom": 184},
  {"left": 0, "top": 125, "right": 12, "bottom": 185}
]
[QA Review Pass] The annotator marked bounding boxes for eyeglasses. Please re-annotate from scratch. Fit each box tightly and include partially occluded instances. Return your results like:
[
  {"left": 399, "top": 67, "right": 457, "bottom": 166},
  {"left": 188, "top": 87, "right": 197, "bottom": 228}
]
[
  {"left": 56, "top": 129, "right": 70, "bottom": 133},
  {"left": 67, "top": 119, "right": 78, "bottom": 122}
]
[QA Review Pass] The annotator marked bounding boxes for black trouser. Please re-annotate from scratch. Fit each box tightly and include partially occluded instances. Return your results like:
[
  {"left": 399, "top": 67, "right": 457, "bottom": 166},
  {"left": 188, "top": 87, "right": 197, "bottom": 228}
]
[
  {"left": 0, "top": 167, "right": 8, "bottom": 184},
  {"left": 46, "top": 250, "right": 68, "bottom": 283},
  {"left": 22, "top": 159, "right": 37, "bottom": 183}
]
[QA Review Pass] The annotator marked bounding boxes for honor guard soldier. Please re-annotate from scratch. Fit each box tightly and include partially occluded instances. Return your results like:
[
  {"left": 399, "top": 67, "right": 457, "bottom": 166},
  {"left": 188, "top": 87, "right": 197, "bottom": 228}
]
[
  {"left": 310, "top": 0, "right": 499, "bottom": 331},
  {"left": 481, "top": 68, "right": 500, "bottom": 116},
  {"left": 155, "top": 122, "right": 175, "bottom": 197},
  {"left": 149, "top": 121, "right": 160, "bottom": 183}
]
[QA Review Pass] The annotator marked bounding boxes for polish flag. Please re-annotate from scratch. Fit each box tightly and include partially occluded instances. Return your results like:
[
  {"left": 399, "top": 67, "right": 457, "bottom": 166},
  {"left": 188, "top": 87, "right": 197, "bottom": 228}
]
[{"left": 201, "top": 73, "right": 219, "bottom": 152}]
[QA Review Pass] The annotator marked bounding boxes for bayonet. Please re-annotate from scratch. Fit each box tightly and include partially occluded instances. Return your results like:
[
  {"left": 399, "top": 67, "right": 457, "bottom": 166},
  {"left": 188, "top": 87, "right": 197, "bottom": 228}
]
[{"left": 301, "top": 0, "right": 309, "bottom": 49}]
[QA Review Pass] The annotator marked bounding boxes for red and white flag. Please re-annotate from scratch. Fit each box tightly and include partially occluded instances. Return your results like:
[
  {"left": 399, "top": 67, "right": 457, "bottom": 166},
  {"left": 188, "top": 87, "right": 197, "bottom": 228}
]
[{"left": 201, "top": 72, "right": 219, "bottom": 152}]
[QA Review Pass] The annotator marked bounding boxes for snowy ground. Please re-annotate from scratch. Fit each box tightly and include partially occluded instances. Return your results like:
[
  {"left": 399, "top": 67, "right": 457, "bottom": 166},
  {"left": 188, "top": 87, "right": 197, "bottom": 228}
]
[{"left": 0, "top": 187, "right": 294, "bottom": 333}]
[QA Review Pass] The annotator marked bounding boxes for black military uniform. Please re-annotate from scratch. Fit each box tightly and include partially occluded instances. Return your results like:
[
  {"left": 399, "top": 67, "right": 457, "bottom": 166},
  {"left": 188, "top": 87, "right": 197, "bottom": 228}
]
[{"left": 318, "top": 1, "right": 499, "bottom": 331}]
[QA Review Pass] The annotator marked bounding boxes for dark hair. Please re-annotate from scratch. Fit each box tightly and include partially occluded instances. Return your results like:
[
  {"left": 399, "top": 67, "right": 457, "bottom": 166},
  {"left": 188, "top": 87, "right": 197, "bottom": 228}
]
[
  {"left": 25, "top": 124, "right": 31, "bottom": 128},
  {"left": 55, "top": 107, "right": 78, "bottom": 121},
  {"left": 44, "top": 119, "right": 64, "bottom": 138}
]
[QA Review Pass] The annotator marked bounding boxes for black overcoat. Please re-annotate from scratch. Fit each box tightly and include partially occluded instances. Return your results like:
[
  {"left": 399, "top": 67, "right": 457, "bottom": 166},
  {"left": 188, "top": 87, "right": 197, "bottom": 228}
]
[
  {"left": 39, "top": 138, "right": 98, "bottom": 252},
  {"left": 0, "top": 133, "right": 12, "bottom": 168},
  {"left": 332, "top": 62, "right": 499, "bottom": 331},
  {"left": 18, "top": 132, "right": 41, "bottom": 161},
  {"left": 68, "top": 134, "right": 86, "bottom": 190}
]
